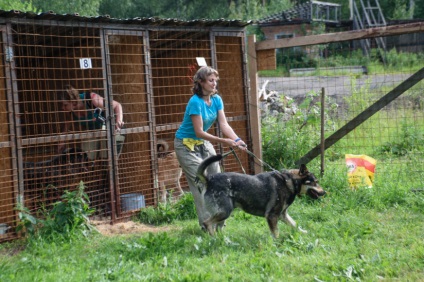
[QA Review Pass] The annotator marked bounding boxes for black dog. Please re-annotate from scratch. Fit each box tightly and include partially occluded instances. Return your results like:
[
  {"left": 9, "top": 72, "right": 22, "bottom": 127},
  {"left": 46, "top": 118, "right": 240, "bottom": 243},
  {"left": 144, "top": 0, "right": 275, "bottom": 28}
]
[
  {"left": 24, "top": 148, "right": 90, "bottom": 207},
  {"left": 24, "top": 147, "right": 89, "bottom": 179},
  {"left": 196, "top": 154, "right": 326, "bottom": 238}
]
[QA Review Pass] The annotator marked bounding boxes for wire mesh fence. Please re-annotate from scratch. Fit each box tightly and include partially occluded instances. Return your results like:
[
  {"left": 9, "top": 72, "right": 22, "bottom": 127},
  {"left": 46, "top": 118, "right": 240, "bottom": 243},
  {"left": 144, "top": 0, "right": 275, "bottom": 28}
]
[
  {"left": 0, "top": 17, "right": 251, "bottom": 242},
  {"left": 258, "top": 24, "right": 424, "bottom": 191}
]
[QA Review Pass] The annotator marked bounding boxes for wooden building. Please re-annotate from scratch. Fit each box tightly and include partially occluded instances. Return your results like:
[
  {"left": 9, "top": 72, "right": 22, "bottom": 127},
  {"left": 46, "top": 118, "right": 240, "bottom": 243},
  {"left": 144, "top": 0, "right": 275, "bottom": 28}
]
[
  {"left": 257, "top": 1, "right": 344, "bottom": 42},
  {"left": 0, "top": 10, "right": 257, "bottom": 241}
]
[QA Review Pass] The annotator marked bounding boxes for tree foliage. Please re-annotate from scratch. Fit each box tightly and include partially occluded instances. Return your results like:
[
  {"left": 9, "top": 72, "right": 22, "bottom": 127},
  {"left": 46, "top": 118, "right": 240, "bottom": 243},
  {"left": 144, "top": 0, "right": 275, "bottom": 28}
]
[
  {"left": 32, "top": 0, "right": 102, "bottom": 16},
  {"left": 2, "top": 0, "right": 423, "bottom": 21},
  {"left": 311, "top": 0, "right": 424, "bottom": 20},
  {"left": 0, "top": 0, "right": 38, "bottom": 13}
]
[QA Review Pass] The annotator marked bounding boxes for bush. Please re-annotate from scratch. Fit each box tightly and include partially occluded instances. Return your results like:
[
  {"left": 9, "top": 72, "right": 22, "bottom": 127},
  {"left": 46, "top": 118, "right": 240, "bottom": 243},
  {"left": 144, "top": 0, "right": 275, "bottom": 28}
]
[
  {"left": 15, "top": 181, "right": 96, "bottom": 242},
  {"left": 377, "top": 122, "right": 424, "bottom": 156},
  {"left": 261, "top": 91, "right": 337, "bottom": 169}
]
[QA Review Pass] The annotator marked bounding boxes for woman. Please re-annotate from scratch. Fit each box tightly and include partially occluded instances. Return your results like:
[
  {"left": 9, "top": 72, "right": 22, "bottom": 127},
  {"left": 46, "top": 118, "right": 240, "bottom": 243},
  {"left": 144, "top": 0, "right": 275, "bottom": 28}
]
[
  {"left": 59, "top": 85, "right": 124, "bottom": 159},
  {"left": 174, "top": 66, "right": 246, "bottom": 229}
]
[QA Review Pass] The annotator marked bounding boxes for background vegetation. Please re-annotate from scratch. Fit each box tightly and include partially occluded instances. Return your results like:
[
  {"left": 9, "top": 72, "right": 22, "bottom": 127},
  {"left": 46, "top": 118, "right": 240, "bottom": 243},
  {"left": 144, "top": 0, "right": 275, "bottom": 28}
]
[{"left": 1, "top": 0, "right": 423, "bottom": 21}]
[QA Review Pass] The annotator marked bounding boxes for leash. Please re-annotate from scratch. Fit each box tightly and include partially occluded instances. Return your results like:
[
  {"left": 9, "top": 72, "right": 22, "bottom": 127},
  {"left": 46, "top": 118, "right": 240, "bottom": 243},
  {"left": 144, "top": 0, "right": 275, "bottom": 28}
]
[
  {"left": 221, "top": 148, "right": 246, "bottom": 174},
  {"left": 230, "top": 147, "right": 246, "bottom": 174},
  {"left": 244, "top": 147, "right": 279, "bottom": 172},
  {"left": 222, "top": 146, "right": 278, "bottom": 173}
]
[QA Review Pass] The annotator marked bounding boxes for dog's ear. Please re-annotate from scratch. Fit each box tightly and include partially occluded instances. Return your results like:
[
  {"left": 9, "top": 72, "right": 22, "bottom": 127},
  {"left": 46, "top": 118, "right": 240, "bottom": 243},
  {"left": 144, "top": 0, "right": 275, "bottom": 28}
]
[
  {"left": 275, "top": 171, "right": 290, "bottom": 182},
  {"left": 299, "top": 164, "right": 309, "bottom": 176}
]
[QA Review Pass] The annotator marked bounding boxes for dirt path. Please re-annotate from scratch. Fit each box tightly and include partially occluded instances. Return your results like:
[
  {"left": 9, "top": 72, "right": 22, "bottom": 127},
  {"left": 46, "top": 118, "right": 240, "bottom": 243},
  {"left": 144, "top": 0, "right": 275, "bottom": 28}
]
[
  {"left": 91, "top": 220, "right": 177, "bottom": 236},
  {"left": 258, "top": 73, "right": 411, "bottom": 98}
]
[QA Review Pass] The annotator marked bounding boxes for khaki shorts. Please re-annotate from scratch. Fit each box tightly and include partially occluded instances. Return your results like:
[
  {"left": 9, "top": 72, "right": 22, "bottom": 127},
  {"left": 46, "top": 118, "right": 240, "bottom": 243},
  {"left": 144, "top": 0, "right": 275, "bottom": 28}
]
[
  {"left": 174, "top": 138, "right": 220, "bottom": 225},
  {"left": 82, "top": 134, "right": 125, "bottom": 160}
]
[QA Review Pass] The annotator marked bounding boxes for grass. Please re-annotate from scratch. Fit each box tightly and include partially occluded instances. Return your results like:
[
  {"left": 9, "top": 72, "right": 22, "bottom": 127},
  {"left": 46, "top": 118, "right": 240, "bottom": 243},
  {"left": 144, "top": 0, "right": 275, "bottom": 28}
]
[
  {"left": 259, "top": 48, "right": 424, "bottom": 77},
  {"left": 0, "top": 165, "right": 423, "bottom": 281}
]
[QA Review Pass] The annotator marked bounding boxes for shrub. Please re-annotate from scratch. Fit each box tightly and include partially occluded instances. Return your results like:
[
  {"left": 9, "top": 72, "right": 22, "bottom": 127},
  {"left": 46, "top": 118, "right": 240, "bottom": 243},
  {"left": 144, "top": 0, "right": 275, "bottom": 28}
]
[
  {"left": 377, "top": 122, "right": 424, "bottom": 156},
  {"left": 40, "top": 181, "right": 96, "bottom": 238},
  {"left": 16, "top": 181, "right": 96, "bottom": 241},
  {"left": 261, "top": 91, "right": 337, "bottom": 169}
]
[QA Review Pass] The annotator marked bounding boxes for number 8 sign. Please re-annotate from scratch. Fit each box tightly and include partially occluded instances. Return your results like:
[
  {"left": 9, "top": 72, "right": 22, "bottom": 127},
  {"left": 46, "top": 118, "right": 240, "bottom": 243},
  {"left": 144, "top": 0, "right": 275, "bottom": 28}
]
[{"left": 79, "top": 58, "right": 92, "bottom": 69}]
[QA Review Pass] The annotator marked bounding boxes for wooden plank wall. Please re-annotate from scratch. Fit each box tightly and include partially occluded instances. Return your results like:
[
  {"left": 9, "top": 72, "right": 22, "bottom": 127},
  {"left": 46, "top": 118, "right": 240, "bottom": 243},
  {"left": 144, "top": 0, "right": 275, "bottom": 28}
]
[
  {"left": 150, "top": 31, "right": 211, "bottom": 128},
  {"left": 215, "top": 36, "right": 251, "bottom": 173}
]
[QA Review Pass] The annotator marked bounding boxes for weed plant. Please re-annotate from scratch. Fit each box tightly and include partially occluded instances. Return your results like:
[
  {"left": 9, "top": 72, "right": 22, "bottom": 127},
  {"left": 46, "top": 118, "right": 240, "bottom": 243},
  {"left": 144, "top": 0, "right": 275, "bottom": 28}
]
[{"left": 15, "top": 181, "right": 96, "bottom": 242}]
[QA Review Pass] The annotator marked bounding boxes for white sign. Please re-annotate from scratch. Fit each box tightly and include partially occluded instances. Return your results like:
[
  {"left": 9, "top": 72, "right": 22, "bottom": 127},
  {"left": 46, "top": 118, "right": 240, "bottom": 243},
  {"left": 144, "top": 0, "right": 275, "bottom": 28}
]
[
  {"left": 196, "top": 57, "right": 207, "bottom": 67},
  {"left": 79, "top": 58, "right": 92, "bottom": 69}
]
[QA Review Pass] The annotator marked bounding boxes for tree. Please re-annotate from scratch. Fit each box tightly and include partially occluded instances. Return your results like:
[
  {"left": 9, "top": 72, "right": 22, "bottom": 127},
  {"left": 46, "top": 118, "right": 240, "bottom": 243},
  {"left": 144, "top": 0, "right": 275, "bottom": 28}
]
[
  {"left": 32, "top": 0, "right": 101, "bottom": 16},
  {"left": 414, "top": 0, "right": 424, "bottom": 18},
  {"left": 99, "top": 0, "right": 134, "bottom": 18},
  {"left": 229, "top": 0, "right": 262, "bottom": 20},
  {"left": 125, "top": 0, "right": 231, "bottom": 20},
  {"left": 264, "top": 0, "right": 294, "bottom": 16},
  {"left": 0, "top": 0, "right": 39, "bottom": 13},
  {"left": 304, "top": 0, "right": 420, "bottom": 21},
  {"left": 98, "top": 0, "right": 293, "bottom": 21},
  {"left": 184, "top": 0, "right": 232, "bottom": 19}
]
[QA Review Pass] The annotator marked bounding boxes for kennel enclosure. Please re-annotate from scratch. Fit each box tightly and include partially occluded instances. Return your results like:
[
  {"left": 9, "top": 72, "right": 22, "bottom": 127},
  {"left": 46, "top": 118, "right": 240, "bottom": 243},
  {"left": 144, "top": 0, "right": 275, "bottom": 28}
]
[{"left": 0, "top": 10, "right": 257, "bottom": 242}]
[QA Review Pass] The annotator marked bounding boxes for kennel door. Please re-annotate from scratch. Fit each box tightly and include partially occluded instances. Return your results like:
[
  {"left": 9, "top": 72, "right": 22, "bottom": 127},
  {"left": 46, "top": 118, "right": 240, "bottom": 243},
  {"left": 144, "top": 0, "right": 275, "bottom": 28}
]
[{"left": 104, "top": 30, "right": 156, "bottom": 219}]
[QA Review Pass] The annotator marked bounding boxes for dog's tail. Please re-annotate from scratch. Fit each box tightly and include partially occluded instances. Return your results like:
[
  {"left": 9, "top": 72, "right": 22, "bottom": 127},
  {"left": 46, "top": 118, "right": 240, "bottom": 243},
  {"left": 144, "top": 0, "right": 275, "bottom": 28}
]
[
  {"left": 157, "top": 139, "right": 170, "bottom": 156},
  {"left": 195, "top": 154, "right": 223, "bottom": 184}
]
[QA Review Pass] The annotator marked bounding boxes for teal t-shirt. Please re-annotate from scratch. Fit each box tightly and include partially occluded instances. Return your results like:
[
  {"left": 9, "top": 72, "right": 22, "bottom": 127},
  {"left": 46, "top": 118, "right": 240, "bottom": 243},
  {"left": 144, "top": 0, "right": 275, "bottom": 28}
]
[
  {"left": 175, "top": 94, "right": 224, "bottom": 140},
  {"left": 72, "top": 93, "right": 102, "bottom": 130}
]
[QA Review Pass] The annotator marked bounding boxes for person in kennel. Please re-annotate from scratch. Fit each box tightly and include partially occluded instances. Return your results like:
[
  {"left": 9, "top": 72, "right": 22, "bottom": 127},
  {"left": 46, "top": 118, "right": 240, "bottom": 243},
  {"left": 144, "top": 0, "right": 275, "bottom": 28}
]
[{"left": 58, "top": 84, "right": 124, "bottom": 160}]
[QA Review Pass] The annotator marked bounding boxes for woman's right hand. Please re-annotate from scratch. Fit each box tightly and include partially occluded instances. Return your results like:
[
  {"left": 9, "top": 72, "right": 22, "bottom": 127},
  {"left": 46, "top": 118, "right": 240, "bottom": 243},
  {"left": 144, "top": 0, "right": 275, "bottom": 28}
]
[
  {"left": 223, "top": 138, "right": 247, "bottom": 151},
  {"left": 235, "top": 139, "right": 247, "bottom": 151}
]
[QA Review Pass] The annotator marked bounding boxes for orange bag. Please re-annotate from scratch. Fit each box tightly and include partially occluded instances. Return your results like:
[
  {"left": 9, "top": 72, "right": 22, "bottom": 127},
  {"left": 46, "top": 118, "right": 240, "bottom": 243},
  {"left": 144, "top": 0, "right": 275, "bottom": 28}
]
[{"left": 345, "top": 154, "right": 377, "bottom": 189}]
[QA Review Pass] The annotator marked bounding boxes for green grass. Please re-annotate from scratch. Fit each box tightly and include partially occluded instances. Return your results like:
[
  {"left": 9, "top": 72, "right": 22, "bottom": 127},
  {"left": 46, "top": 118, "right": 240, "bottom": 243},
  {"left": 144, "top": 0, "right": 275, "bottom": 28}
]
[
  {"left": 1, "top": 167, "right": 423, "bottom": 281},
  {"left": 259, "top": 48, "right": 424, "bottom": 77}
]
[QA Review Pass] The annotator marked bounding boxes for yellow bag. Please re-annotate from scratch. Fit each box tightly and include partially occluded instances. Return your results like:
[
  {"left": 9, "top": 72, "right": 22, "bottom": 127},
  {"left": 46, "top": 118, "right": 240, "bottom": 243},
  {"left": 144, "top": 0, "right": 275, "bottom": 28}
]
[{"left": 345, "top": 154, "right": 377, "bottom": 189}]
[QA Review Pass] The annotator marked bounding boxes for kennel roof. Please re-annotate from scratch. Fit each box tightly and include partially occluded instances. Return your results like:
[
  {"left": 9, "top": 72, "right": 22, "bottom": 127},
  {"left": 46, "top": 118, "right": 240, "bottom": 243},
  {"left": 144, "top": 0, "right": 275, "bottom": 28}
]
[{"left": 0, "top": 9, "right": 251, "bottom": 28}]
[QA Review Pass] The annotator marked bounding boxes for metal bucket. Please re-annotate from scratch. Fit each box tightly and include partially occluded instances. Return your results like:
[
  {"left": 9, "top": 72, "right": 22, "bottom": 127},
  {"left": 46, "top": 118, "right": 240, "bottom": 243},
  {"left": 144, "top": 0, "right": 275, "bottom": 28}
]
[
  {"left": 121, "top": 193, "right": 145, "bottom": 212},
  {"left": 0, "top": 223, "right": 9, "bottom": 235}
]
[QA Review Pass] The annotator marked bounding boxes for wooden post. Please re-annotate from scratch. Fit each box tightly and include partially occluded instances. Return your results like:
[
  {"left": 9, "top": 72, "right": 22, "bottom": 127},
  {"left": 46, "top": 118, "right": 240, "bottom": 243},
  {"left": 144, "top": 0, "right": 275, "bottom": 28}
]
[
  {"left": 247, "top": 35, "right": 263, "bottom": 174},
  {"left": 320, "top": 87, "right": 325, "bottom": 177}
]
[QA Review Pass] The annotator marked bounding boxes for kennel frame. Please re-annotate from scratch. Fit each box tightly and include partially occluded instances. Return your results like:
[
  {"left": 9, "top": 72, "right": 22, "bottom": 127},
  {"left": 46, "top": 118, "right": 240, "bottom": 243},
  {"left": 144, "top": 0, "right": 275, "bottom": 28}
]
[{"left": 0, "top": 11, "right": 257, "bottom": 241}]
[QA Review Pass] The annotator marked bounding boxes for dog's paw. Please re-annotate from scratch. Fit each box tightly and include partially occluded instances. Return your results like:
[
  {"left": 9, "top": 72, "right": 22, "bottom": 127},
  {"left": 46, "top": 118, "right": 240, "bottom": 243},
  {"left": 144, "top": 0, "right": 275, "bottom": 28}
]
[{"left": 298, "top": 226, "right": 308, "bottom": 233}]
